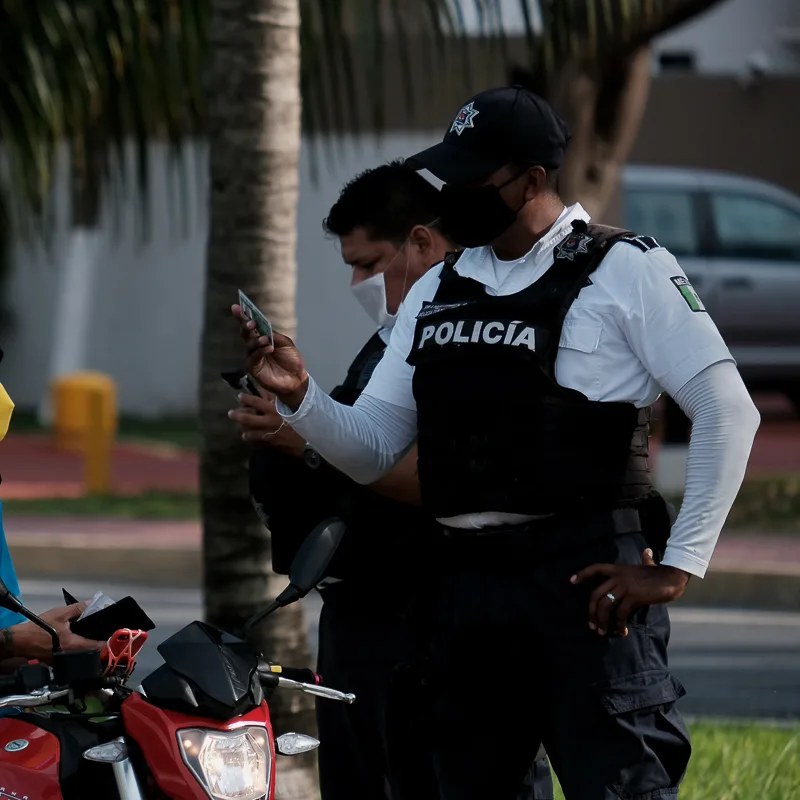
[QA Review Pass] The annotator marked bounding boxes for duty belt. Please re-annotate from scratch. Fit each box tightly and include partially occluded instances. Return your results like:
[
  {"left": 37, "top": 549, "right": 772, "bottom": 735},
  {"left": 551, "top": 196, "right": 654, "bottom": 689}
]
[
  {"left": 441, "top": 507, "right": 640, "bottom": 536},
  {"left": 438, "top": 507, "right": 644, "bottom": 566}
]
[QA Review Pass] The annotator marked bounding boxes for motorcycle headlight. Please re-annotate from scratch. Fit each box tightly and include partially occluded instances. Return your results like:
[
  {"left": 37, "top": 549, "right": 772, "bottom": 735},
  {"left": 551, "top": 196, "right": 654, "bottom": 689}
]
[{"left": 178, "top": 726, "right": 271, "bottom": 800}]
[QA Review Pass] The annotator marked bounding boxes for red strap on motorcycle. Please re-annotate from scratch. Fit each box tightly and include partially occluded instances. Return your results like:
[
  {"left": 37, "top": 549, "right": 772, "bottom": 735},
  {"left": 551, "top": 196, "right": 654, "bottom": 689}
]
[{"left": 102, "top": 628, "right": 148, "bottom": 677}]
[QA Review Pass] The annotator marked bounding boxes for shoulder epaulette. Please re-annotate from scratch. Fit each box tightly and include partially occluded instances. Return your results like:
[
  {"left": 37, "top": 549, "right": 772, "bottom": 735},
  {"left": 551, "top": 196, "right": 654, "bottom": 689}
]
[{"left": 617, "top": 234, "right": 662, "bottom": 253}]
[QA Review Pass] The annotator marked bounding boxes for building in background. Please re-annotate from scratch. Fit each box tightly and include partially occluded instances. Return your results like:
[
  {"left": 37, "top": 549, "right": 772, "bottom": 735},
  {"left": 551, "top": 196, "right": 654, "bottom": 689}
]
[
  {"left": 3, "top": 0, "right": 799, "bottom": 417},
  {"left": 653, "top": 0, "right": 800, "bottom": 76}
]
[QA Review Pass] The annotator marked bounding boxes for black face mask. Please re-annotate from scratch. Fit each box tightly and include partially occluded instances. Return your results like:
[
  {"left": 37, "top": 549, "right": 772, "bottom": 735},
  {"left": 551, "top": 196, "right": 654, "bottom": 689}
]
[{"left": 440, "top": 173, "right": 526, "bottom": 249}]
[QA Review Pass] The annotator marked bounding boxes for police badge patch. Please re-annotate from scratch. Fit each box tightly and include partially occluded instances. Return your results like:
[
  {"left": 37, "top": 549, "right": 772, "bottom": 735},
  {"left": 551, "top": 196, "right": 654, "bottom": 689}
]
[
  {"left": 450, "top": 102, "right": 479, "bottom": 136},
  {"left": 554, "top": 231, "right": 592, "bottom": 261}
]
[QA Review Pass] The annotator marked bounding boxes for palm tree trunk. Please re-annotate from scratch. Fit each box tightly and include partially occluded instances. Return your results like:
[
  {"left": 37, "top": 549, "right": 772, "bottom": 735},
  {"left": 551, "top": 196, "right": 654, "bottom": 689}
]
[
  {"left": 555, "top": 47, "right": 652, "bottom": 220},
  {"left": 201, "top": 1, "right": 317, "bottom": 797}
]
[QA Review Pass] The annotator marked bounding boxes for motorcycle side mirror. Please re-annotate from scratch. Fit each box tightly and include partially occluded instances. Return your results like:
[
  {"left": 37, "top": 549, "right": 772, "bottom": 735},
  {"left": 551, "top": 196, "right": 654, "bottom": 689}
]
[
  {"left": 0, "top": 576, "right": 61, "bottom": 654},
  {"left": 243, "top": 518, "right": 346, "bottom": 635},
  {"left": 0, "top": 576, "right": 21, "bottom": 611},
  {"left": 288, "top": 517, "right": 347, "bottom": 596}
]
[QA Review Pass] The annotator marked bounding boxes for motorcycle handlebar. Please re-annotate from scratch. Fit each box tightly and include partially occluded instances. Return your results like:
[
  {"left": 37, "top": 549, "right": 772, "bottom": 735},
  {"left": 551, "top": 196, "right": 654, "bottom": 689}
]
[
  {"left": 276, "top": 676, "right": 355, "bottom": 704},
  {"left": 0, "top": 688, "right": 70, "bottom": 709},
  {"left": 266, "top": 665, "right": 322, "bottom": 685},
  {"left": 257, "top": 661, "right": 354, "bottom": 704}
]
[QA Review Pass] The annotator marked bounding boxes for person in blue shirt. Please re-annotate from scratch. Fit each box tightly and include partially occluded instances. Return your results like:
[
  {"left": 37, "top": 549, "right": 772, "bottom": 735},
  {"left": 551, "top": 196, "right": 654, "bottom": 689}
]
[
  {"left": 0, "top": 350, "right": 102, "bottom": 665},
  {"left": 0, "top": 500, "right": 25, "bottom": 630}
]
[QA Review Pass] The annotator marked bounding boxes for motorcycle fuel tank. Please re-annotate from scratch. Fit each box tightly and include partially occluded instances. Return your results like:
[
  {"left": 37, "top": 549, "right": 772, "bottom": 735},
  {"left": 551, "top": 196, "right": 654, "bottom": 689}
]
[{"left": 0, "top": 719, "right": 62, "bottom": 800}]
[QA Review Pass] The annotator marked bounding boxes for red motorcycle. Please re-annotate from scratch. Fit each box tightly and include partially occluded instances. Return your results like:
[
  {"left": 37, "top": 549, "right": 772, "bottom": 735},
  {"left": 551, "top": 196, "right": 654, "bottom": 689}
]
[{"left": 0, "top": 519, "right": 351, "bottom": 799}]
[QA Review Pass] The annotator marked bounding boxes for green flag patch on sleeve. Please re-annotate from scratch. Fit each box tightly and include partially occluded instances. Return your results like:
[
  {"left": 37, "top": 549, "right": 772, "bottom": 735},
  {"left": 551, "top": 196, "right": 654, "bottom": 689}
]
[{"left": 670, "top": 276, "right": 706, "bottom": 312}]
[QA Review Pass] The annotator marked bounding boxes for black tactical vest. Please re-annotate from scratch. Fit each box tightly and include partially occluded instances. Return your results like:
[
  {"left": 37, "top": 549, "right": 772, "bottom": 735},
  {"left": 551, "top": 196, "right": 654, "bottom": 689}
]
[
  {"left": 329, "top": 331, "right": 387, "bottom": 405},
  {"left": 251, "top": 330, "right": 435, "bottom": 593},
  {"left": 406, "top": 220, "right": 653, "bottom": 519},
  {"left": 326, "top": 329, "right": 438, "bottom": 590},
  {"left": 250, "top": 331, "right": 390, "bottom": 577}
]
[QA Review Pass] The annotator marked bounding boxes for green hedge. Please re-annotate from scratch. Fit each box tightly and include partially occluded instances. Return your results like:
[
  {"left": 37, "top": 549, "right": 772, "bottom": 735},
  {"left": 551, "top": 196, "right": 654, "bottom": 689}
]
[{"left": 669, "top": 475, "right": 800, "bottom": 532}]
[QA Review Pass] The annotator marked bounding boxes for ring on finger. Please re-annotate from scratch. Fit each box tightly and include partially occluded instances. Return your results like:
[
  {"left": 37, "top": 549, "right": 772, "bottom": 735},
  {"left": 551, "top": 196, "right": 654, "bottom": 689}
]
[{"left": 606, "top": 591, "right": 617, "bottom": 604}]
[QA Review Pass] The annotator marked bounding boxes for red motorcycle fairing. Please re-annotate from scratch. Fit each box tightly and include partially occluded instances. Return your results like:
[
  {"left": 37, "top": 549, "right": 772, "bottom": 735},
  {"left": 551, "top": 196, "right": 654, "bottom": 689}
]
[
  {"left": 0, "top": 719, "right": 62, "bottom": 800},
  {"left": 122, "top": 691, "right": 277, "bottom": 800}
]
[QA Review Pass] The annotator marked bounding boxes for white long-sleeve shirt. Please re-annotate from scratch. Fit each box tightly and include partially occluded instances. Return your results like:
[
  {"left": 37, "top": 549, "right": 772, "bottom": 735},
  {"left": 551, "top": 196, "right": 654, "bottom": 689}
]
[{"left": 279, "top": 203, "right": 761, "bottom": 578}]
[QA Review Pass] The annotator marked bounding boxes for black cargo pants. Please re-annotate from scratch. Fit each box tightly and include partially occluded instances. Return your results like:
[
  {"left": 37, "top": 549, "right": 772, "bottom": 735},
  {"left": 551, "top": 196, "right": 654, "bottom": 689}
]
[
  {"left": 315, "top": 583, "right": 410, "bottom": 800},
  {"left": 423, "top": 516, "right": 691, "bottom": 800},
  {"left": 316, "top": 582, "right": 555, "bottom": 800}
]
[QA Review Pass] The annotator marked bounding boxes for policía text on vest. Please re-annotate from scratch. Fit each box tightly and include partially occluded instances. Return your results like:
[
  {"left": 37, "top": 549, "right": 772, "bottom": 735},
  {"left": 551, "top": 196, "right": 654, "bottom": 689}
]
[{"left": 416, "top": 319, "right": 536, "bottom": 351}]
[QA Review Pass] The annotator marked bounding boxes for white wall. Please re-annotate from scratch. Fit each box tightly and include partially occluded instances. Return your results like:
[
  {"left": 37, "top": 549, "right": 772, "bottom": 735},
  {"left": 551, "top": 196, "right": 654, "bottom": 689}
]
[
  {"left": 2, "top": 133, "right": 439, "bottom": 416},
  {"left": 653, "top": 0, "right": 800, "bottom": 75}
]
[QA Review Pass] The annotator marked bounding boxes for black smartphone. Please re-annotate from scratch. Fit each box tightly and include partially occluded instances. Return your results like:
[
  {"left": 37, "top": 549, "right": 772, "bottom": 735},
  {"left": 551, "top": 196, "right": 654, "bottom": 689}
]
[
  {"left": 62, "top": 588, "right": 79, "bottom": 605},
  {"left": 69, "top": 596, "right": 155, "bottom": 641},
  {"left": 221, "top": 370, "right": 261, "bottom": 397}
]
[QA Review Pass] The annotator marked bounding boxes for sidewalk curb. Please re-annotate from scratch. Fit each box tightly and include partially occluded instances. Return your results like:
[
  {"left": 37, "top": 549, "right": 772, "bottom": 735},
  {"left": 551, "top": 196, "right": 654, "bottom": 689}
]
[
  {"left": 13, "top": 543, "right": 202, "bottom": 588},
  {"left": 11, "top": 541, "right": 800, "bottom": 609},
  {"left": 680, "top": 568, "right": 800, "bottom": 611}
]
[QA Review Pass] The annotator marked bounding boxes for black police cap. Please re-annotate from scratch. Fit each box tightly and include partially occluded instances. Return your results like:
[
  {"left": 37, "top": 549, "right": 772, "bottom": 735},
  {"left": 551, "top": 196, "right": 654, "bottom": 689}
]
[{"left": 407, "top": 85, "right": 571, "bottom": 186}]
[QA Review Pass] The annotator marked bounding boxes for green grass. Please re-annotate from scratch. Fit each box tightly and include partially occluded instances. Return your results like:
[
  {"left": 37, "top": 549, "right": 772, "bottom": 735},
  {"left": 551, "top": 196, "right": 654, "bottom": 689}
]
[
  {"left": 11, "top": 409, "right": 199, "bottom": 449},
  {"left": 2, "top": 491, "right": 200, "bottom": 519},
  {"left": 553, "top": 720, "right": 800, "bottom": 799}
]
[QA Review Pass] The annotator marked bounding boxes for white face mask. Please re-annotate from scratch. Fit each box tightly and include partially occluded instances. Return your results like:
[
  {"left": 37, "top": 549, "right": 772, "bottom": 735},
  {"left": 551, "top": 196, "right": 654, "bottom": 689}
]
[
  {"left": 351, "top": 270, "right": 398, "bottom": 329},
  {"left": 350, "top": 241, "right": 410, "bottom": 330}
]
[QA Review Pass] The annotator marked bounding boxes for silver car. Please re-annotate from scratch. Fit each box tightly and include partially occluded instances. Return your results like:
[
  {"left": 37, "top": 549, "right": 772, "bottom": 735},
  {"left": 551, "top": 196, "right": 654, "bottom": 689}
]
[{"left": 622, "top": 165, "right": 800, "bottom": 411}]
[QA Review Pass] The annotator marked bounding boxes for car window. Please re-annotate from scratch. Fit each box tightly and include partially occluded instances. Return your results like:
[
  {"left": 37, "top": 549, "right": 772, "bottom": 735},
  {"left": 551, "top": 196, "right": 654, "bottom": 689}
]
[
  {"left": 710, "top": 193, "right": 800, "bottom": 261},
  {"left": 623, "top": 190, "right": 699, "bottom": 256}
]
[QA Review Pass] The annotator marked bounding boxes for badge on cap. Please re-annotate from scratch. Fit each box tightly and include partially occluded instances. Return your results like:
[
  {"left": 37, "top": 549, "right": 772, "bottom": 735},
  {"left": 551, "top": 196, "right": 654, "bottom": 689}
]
[{"left": 450, "top": 102, "right": 479, "bottom": 136}]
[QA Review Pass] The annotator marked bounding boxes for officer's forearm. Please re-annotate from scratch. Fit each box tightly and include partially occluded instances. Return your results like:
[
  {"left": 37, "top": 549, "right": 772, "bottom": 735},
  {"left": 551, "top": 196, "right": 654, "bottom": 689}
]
[
  {"left": 368, "top": 446, "right": 422, "bottom": 506},
  {"left": 276, "top": 377, "right": 418, "bottom": 484},
  {"left": 660, "top": 361, "right": 760, "bottom": 578}
]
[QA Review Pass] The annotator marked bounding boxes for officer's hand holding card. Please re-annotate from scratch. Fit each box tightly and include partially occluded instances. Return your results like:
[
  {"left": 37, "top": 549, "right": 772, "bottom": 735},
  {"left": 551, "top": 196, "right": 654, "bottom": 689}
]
[{"left": 237, "top": 290, "right": 274, "bottom": 347}]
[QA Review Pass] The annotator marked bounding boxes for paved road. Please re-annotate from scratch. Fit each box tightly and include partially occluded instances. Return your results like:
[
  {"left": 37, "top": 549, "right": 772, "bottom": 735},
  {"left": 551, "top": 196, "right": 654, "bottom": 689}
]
[{"left": 19, "top": 579, "right": 800, "bottom": 720}]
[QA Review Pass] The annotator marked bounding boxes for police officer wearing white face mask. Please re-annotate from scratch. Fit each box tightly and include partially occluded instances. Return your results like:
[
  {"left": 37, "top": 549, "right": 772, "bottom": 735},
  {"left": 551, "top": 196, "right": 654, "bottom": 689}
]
[
  {"left": 350, "top": 235, "right": 411, "bottom": 329},
  {"left": 236, "top": 86, "right": 762, "bottom": 799},
  {"left": 241, "top": 161, "right": 555, "bottom": 800}
]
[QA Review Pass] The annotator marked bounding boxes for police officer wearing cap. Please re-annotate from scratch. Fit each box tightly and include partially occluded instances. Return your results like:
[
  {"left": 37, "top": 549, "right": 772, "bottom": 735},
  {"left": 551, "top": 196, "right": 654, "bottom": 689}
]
[
  {"left": 233, "top": 162, "right": 554, "bottom": 800},
  {"left": 237, "top": 86, "right": 761, "bottom": 799}
]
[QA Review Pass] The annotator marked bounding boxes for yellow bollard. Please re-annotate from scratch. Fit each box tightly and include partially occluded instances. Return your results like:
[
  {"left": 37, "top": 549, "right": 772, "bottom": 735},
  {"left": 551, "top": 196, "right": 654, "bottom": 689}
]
[
  {"left": 84, "top": 387, "right": 113, "bottom": 494},
  {"left": 51, "top": 371, "right": 117, "bottom": 494}
]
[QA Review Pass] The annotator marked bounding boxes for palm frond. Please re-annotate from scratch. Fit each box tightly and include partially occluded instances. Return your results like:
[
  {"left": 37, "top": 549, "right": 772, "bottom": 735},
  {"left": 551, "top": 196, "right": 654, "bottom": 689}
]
[
  {"left": 0, "top": 0, "right": 727, "bottom": 231},
  {"left": 0, "top": 0, "right": 207, "bottom": 237},
  {"left": 539, "top": 0, "right": 727, "bottom": 68},
  {"left": 298, "top": 0, "right": 727, "bottom": 147}
]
